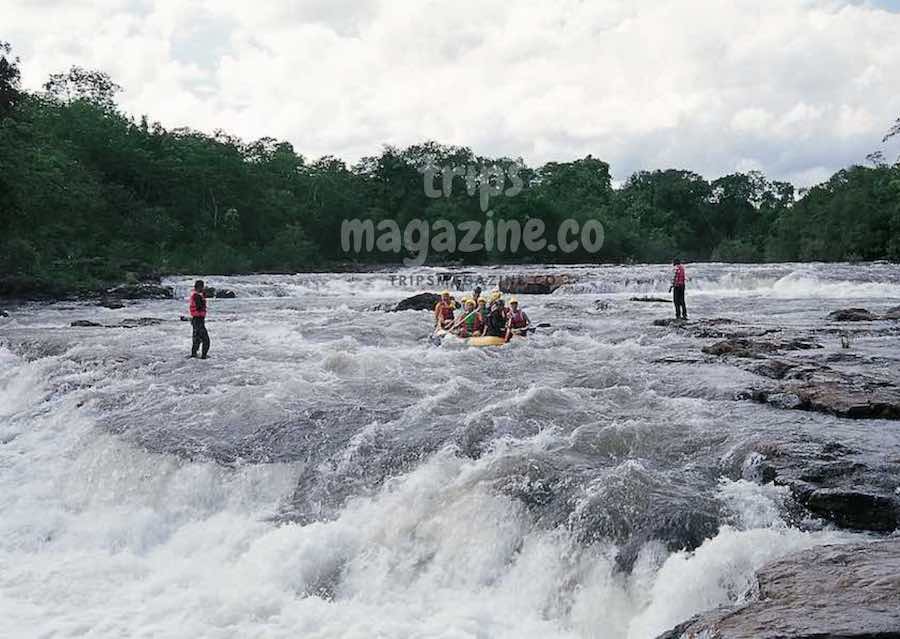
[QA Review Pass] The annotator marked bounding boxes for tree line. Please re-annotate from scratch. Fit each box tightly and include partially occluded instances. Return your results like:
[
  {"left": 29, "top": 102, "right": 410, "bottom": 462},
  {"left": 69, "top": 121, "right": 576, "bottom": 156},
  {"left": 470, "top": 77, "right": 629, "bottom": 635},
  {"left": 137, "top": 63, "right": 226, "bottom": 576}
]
[{"left": 1, "top": 42, "right": 898, "bottom": 295}]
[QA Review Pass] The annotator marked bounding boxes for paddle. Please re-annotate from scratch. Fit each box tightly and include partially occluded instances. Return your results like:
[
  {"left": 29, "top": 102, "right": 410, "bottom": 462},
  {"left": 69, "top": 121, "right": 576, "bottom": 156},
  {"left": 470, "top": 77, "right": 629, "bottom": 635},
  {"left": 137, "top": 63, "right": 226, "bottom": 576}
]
[{"left": 505, "top": 322, "right": 551, "bottom": 340}]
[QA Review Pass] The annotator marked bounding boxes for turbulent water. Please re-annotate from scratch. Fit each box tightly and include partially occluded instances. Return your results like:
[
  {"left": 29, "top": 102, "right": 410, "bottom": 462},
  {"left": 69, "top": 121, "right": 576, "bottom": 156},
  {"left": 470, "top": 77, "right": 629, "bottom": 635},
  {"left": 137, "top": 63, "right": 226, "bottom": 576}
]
[{"left": 2, "top": 262, "right": 899, "bottom": 639}]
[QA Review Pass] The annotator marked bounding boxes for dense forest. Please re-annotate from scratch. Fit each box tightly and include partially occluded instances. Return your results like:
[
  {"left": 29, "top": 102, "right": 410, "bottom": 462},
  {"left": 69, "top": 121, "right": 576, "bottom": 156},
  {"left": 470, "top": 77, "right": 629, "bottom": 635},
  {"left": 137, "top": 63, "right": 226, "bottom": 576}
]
[{"left": 1, "top": 42, "right": 899, "bottom": 295}]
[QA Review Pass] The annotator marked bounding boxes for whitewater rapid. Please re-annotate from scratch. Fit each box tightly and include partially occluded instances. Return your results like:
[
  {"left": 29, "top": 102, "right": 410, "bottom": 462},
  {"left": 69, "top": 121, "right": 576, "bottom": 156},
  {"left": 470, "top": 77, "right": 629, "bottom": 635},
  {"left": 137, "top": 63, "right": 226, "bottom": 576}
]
[{"left": 1, "top": 262, "right": 897, "bottom": 638}]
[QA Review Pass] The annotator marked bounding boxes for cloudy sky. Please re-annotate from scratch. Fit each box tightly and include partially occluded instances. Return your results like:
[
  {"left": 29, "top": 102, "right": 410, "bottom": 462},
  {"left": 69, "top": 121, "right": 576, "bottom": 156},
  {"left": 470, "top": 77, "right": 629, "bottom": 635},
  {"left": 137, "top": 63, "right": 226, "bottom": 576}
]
[{"left": 4, "top": 0, "right": 900, "bottom": 185}]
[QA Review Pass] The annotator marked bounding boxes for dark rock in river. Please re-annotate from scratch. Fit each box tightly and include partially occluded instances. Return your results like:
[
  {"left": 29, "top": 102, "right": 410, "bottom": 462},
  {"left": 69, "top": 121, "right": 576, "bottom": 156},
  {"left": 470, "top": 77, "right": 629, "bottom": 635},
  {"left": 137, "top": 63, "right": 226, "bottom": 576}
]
[
  {"left": 99, "top": 299, "right": 126, "bottom": 309},
  {"left": 631, "top": 296, "right": 670, "bottom": 303},
  {"left": 653, "top": 318, "right": 688, "bottom": 328},
  {"left": 884, "top": 305, "right": 900, "bottom": 320},
  {"left": 655, "top": 539, "right": 900, "bottom": 639},
  {"left": 391, "top": 292, "right": 441, "bottom": 312},
  {"left": 71, "top": 317, "right": 166, "bottom": 329},
  {"left": 204, "top": 287, "right": 236, "bottom": 299},
  {"left": 0, "top": 309, "right": 8, "bottom": 317},
  {"left": 499, "top": 274, "right": 571, "bottom": 294},
  {"left": 105, "top": 283, "right": 174, "bottom": 300},
  {"left": 116, "top": 317, "right": 165, "bottom": 328},
  {"left": 805, "top": 489, "right": 899, "bottom": 532},
  {"left": 71, "top": 320, "right": 103, "bottom": 327},
  {"left": 827, "top": 308, "right": 877, "bottom": 322}
]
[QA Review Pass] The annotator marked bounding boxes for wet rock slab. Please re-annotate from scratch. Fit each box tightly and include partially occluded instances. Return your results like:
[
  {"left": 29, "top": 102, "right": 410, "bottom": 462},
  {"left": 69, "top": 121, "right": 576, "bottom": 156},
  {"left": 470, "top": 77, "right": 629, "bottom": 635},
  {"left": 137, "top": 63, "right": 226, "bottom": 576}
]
[
  {"left": 749, "top": 439, "right": 900, "bottom": 533},
  {"left": 703, "top": 337, "right": 821, "bottom": 358},
  {"left": 656, "top": 539, "right": 900, "bottom": 639},
  {"left": 748, "top": 382, "right": 900, "bottom": 420},
  {"left": 828, "top": 306, "right": 900, "bottom": 321},
  {"left": 827, "top": 308, "right": 878, "bottom": 322}
]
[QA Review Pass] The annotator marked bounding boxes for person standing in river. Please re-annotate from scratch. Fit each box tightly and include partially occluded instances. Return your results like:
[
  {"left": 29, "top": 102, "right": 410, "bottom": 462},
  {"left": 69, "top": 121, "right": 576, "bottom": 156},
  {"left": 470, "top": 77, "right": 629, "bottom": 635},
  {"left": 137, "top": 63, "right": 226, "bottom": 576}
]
[
  {"left": 669, "top": 259, "right": 687, "bottom": 320},
  {"left": 188, "top": 280, "right": 210, "bottom": 359}
]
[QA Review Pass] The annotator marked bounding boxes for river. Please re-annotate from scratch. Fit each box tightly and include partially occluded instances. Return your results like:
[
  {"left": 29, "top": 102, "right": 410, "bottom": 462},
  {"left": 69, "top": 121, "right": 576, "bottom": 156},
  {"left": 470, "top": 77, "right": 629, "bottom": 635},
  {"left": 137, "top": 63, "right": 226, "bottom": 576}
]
[{"left": 2, "top": 262, "right": 899, "bottom": 638}]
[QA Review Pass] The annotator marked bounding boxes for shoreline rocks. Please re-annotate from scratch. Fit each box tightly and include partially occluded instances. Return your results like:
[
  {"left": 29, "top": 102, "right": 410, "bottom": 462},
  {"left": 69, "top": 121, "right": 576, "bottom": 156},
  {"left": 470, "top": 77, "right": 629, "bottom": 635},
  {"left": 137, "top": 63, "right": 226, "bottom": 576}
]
[{"left": 655, "top": 539, "right": 900, "bottom": 639}]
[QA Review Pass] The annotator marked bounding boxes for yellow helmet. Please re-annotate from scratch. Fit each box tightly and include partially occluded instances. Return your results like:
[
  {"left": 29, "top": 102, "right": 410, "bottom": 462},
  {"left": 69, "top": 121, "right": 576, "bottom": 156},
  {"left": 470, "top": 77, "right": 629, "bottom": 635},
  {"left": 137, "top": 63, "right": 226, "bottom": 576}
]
[
  {"left": 477, "top": 297, "right": 487, "bottom": 304},
  {"left": 440, "top": 290, "right": 450, "bottom": 296},
  {"left": 489, "top": 290, "right": 502, "bottom": 302},
  {"left": 509, "top": 297, "right": 519, "bottom": 304},
  {"left": 465, "top": 299, "right": 475, "bottom": 307}
]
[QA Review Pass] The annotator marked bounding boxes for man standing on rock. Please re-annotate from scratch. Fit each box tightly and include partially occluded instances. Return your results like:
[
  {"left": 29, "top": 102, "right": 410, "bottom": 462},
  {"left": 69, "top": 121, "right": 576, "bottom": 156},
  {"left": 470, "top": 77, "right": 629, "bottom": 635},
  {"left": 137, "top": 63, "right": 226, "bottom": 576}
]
[
  {"left": 188, "top": 280, "right": 210, "bottom": 359},
  {"left": 669, "top": 259, "right": 687, "bottom": 320}
]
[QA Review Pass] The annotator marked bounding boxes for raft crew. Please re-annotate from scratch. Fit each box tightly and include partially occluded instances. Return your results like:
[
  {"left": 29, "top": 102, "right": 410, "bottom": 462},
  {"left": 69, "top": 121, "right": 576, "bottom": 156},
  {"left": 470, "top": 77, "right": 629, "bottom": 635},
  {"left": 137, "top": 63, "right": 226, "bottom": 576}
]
[
  {"left": 669, "top": 258, "right": 688, "bottom": 320},
  {"left": 188, "top": 279, "right": 210, "bottom": 359},
  {"left": 434, "top": 290, "right": 456, "bottom": 329}
]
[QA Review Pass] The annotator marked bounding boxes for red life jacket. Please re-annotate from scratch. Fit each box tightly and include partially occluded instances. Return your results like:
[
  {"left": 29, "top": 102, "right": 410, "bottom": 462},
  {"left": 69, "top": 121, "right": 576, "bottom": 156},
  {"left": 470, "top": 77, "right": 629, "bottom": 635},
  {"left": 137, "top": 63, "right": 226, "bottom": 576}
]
[
  {"left": 508, "top": 309, "right": 527, "bottom": 328},
  {"left": 435, "top": 301, "right": 454, "bottom": 321},
  {"left": 189, "top": 291, "right": 207, "bottom": 318},
  {"left": 674, "top": 265, "right": 686, "bottom": 286}
]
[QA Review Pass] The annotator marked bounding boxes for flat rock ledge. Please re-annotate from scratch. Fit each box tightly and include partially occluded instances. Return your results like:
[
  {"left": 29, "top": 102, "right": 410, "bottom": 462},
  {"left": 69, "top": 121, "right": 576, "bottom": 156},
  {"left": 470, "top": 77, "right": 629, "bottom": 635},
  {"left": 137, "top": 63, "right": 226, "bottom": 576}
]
[{"left": 656, "top": 539, "right": 900, "bottom": 639}]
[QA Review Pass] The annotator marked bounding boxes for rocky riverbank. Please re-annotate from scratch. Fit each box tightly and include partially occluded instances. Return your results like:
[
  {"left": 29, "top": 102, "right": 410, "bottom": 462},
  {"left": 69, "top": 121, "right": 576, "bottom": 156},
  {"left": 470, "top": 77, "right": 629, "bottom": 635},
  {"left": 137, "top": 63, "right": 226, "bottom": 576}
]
[
  {"left": 650, "top": 307, "right": 900, "bottom": 541},
  {"left": 656, "top": 539, "right": 900, "bottom": 639}
]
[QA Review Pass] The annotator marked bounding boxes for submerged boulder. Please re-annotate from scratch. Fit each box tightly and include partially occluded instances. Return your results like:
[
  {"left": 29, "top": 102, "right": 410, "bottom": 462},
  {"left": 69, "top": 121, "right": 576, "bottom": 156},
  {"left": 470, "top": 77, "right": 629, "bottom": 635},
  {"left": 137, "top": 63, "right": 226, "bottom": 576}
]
[
  {"left": 70, "top": 317, "right": 166, "bottom": 329},
  {"left": 71, "top": 320, "right": 103, "bottom": 327},
  {"left": 630, "top": 296, "right": 670, "bottom": 303},
  {"left": 827, "top": 308, "right": 876, "bottom": 322},
  {"left": 655, "top": 539, "right": 900, "bottom": 639},
  {"left": 884, "top": 305, "right": 900, "bottom": 320},
  {"left": 204, "top": 287, "right": 236, "bottom": 299},
  {"left": 652, "top": 318, "right": 688, "bottom": 328},
  {"left": 115, "top": 317, "right": 165, "bottom": 328}
]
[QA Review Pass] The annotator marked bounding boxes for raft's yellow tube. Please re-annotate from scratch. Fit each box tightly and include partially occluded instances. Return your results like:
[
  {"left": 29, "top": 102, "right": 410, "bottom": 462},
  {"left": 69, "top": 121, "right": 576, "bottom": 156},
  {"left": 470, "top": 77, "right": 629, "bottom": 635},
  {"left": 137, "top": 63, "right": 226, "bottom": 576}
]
[{"left": 465, "top": 336, "right": 507, "bottom": 347}]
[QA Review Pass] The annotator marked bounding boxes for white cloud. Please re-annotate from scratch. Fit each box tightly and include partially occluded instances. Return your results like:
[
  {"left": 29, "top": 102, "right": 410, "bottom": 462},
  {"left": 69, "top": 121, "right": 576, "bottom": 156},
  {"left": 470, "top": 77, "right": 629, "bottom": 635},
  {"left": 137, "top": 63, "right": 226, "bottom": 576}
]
[{"left": 2, "top": 0, "right": 899, "bottom": 185}]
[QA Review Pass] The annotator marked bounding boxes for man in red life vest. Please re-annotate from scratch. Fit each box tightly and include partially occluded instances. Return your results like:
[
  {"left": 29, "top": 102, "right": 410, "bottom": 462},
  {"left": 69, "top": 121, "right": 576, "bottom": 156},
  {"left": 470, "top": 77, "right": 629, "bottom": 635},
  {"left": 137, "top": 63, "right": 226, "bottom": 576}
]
[
  {"left": 669, "top": 259, "right": 687, "bottom": 320},
  {"left": 188, "top": 279, "right": 210, "bottom": 359},
  {"left": 434, "top": 290, "right": 455, "bottom": 330},
  {"left": 505, "top": 297, "right": 530, "bottom": 340}
]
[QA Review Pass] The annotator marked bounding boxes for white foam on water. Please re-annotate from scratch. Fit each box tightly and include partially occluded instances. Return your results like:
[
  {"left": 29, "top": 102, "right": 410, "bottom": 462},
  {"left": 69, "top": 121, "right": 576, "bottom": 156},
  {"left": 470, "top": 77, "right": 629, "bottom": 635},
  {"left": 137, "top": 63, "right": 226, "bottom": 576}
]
[{"left": 0, "top": 357, "right": 861, "bottom": 639}]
